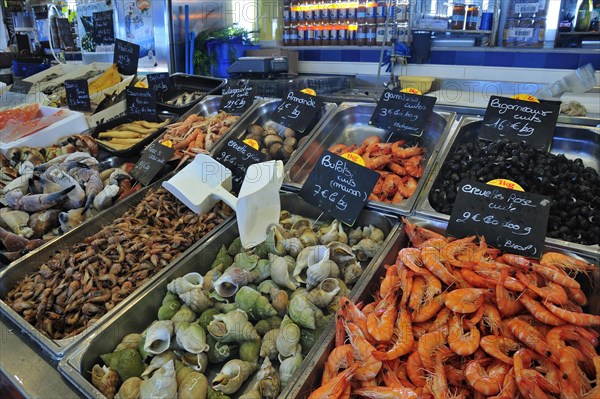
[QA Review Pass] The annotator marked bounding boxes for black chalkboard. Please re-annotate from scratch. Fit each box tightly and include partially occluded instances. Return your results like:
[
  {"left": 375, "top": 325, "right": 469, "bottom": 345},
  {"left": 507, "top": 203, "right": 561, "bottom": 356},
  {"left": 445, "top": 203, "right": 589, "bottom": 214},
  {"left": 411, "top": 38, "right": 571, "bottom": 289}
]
[
  {"left": 479, "top": 95, "right": 561, "bottom": 151},
  {"left": 370, "top": 90, "right": 437, "bottom": 137},
  {"left": 126, "top": 87, "right": 157, "bottom": 121},
  {"left": 131, "top": 142, "right": 175, "bottom": 186},
  {"left": 219, "top": 84, "right": 256, "bottom": 114},
  {"left": 64, "top": 79, "right": 91, "bottom": 112},
  {"left": 268, "top": 90, "right": 323, "bottom": 133},
  {"left": 114, "top": 38, "right": 140, "bottom": 75},
  {"left": 93, "top": 10, "right": 115, "bottom": 45},
  {"left": 299, "top": 151, "right": 379, "bottom": 226},
  {"left": 213, "top": 138, "right": 267, "bottom": 193},
  {"left": 447, "top": 180, "right": 551, "bottom": 258},
  {"left": 9, "top": 80, "right": 33, "bottom": 94},
  {"left": 147, "top": 73, "right": 170, "bottom": 93}
]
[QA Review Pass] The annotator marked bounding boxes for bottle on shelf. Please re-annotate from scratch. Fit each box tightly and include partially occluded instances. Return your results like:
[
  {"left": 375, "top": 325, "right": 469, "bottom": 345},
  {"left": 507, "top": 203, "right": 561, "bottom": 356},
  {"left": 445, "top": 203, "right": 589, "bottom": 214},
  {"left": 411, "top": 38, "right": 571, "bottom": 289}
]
[
  {"left": 575, "top": 0, "right": 593, "bottom": 32},
  {"left": 590, "top": 0, "right": 600, "bottom": 31},
  {"left": 357, "top": 0, "right": 367, "bottom": 24},
  {"left": 347, "top": 1, "right": 357, "bottom": 24},
  {"left": 465, "top": 4, "right": 479, "bottom": 30},
  {"left": 450, "top": 3, "right": 466, "bottom": 30}
]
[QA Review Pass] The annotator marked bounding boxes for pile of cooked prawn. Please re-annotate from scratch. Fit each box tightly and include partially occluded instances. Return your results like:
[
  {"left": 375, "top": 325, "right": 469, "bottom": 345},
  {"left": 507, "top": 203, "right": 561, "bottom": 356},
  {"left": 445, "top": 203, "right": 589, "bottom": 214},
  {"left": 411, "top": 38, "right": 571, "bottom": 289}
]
[{"left": 309, "top": 219, "right": 600, "bottom": 399}]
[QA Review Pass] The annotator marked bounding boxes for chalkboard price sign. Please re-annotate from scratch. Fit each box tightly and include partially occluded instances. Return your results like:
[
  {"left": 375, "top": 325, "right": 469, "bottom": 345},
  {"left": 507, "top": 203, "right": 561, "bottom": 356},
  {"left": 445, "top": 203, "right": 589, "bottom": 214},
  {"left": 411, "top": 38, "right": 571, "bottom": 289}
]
[
  {"left": 447, "top": 180, "right": 551, "bottom": 258},
  {"left": 219, "top": 84, "right": 256, "bottom": 114},
  {"left": 114, "top": 38, "right": 140, "bottom": 75},
  {"left": 126, "top": 87, "right": 157, "bottom": 121},
  {"left": 480, "top": 95, "right": 561, "bottom": 151},
  {"left": 93, "top": 10, "right": 114, "bottom": 45},
  {"left": 131, "top": 142, "right": 175, "bottom": 186},
  {"left": 268, "top": 90, "right": 323, "bottom": 133},
  {"left": 213, "top": 138, "right": 267, "bottom": 193},
  {"left": 64, "top": 79, "right": 91, "bottom": 112},
  {"left": 299, "top": 151, "right": 379, "bottom": 226},
  {"left": 147, "top": 73, "right": 170, "bottom": 93},
  {"left": 370, "top": 90, "right": 437, "bottom": 137},
  {"left": 9, "top": 80, "right": 33, "bottom": 94}
]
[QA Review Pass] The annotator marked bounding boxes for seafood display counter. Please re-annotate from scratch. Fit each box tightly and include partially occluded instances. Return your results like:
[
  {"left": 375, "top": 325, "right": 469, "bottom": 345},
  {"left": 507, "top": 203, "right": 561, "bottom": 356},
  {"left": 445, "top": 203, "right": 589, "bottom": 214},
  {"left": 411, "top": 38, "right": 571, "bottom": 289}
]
[
  {"left": 285, "top": 103, "right": 455, "bottom": 215},
  {"left": 289, "top": 217, "right": 600, "bottom": 398},
  {"left": 415, "top": 116, "right": 600, "bottom": 256},
  {"left": 58, "top": 192, "right": 400, "bottom": 398}
]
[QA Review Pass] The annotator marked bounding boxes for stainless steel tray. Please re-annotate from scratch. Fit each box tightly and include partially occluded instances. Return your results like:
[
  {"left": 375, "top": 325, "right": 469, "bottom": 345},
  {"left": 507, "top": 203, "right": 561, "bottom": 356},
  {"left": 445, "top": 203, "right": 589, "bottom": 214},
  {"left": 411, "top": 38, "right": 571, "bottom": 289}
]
[
  {"left": 58, "top": 192, "right": 400, "bottom": 399},
  {"left": 414, "top": 116, "right": 600, "bottom": 256},
  {"left": 288, "top": 216, "right": 600, "bottom": 398},
  {"left": 284, "top": 102, "right": 456, "bottom": 216},
  {"left": 0, "top": 178, "right": 233, "bottom": 360},
  {"left": 209, "top": 98, "right": 337, "bottom": 167}
]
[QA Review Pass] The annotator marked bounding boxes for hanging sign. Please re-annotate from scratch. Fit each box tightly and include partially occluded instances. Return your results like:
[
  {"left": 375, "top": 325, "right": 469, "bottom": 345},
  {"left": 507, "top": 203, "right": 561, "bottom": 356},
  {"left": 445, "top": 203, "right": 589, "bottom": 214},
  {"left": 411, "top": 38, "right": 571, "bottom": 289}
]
[
  {"left": 219, "top": 84, "right": 256, "bottom": 114},
  {"left": 93, "top": 10, "right": 114, "bottom": 45},
  {"left": 126, "top": 87, "right": 157, "bottom": 121},
  {"left": 268, "top": 90, "right": 323, "bottom": 133},
  {"left": 370, "top": 89, "right": 437, "bottom": 137},
  {"left": 447, "top": 180, "right": 551, "bottom": 258},
  {"left": 131, "top": 142, "right": 175, "bottom": 186},
  {"left": 299, "top": 151, "right": 379, "bottom": 226},
  {"left": 114, "top": 38, "right": 140, "bottom": 75},
  {"left": 479, "top": 95, "right": 561, "bottom": 151},
  {"left": 64, "top": 79, "right": 91, "bottom": 112},
  {"left": 213, "top": 138, "right": 267, "bottom": 193}
]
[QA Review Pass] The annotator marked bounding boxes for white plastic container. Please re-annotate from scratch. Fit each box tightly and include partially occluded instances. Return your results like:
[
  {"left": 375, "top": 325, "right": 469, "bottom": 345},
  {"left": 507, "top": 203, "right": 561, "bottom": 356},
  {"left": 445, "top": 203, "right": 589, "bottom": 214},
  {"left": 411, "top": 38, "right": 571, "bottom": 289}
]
[{"left": 0, "top": 106, "right": 89, "bottom": 154}]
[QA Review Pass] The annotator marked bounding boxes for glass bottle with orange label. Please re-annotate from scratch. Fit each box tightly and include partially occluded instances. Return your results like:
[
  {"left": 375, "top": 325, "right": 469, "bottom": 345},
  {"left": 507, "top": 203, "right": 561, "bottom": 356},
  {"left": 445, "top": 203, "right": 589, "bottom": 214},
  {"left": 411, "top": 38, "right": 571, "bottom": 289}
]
[
  {"left": 450, "top": 3, "right": 466, "bottom": 29},
  {"left": 466, "top": 4, "right": 479, "bottom": 30}
]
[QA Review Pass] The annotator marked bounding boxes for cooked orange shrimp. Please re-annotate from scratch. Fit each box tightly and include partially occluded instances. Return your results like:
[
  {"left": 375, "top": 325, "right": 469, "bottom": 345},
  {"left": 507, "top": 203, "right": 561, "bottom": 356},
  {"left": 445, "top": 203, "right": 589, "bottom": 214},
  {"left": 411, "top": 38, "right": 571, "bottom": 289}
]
[
  {"left": 439, "top": 236, "right": 477, "bottom": 267},
  {"left": 448, "top": 313, "right": 480, "bottom": 356},
  {"left": 403, "top": 155, "right": 424, "bottom": 178},
  {"left": 473, "top": 264, "right": 526, "bottom": 291},
  {"left": 398, "top": 176, "right": 418, "bottom": 198},
  {"left": 417, "top": 237, "right": 448, "bottom": 251},
  {"left": 322, "top": 344, "right": 354, "bottom": 384},
  {"left": 329, "top": 143, "right": 357, "bottom": 155},
  {"left": 513, "top": 349, "right": 560, "bottom": 399},
  {"left": 507, "top": 318, "right": 559, "bottom": 363},
  {"left": 568, "top": 286, "right": 589, "bottom": 306},
  {"left": 412, "top": 293, "right": 446, "bottom": 323},
  {"left": 402, "top": 218, "right": 446, "bottom": 246},
  {"left": 386, "top": 160, "right": 407, "bottom": 175},
  {"left": 531, "top": 263, "right": 581, "bottom": 289},
  {"left": 408, "top": 276, "right": 427, "bottom": 311},
  {"left": 392, "top": 142, "right": 424, "bottom": 160},
  {"left": 558, "top": 346, "right": 592, "bottom": 398},
  {"left": 480, "top": 303, "right": 502, "bottom": 335},
  {"left": 338, "top": 297, "right": 369, "bottom": 338},
  {"left": 544, "top": 301, "right": 600, "bottom": 327},
  {"left": 496, "top": 253, "right": 535, "bottom": 270},
  {"left": 517, "top": 271, "right": 569, "bottom": 305},
  {"left": 425, "top": 352, "right": 450, "bottom": 399},
  {"left": 406, "top": 351, "right": 427, "bottom": 388},
  {"left": 372, "top": 307, "right": 414, "bottom": 361},
  {"left": 344, "top": 321, "right": 382, "bottom": 381},
  {"left": 417, "top": 329, "right": 453, "bottom": 370},
  {"left": 461, "top": 268, "right": 496, "bottom": 288},
  {"left": 308, "top": 363, "right": 358, "bottom": 399},
  {"left": 444, "top": 288, "right": 490, "bottom": 314},
  {"left": 429, "top": 307, "right": 452, "bottom": 334},
  {"left": 540, "top": 252, "right": 596, "bottom": 272},
  {"left": 487, "top": 369, "right": 518, "bottom": 399},
  {"left": 496, "top": 269, "right": 524, "bottom": 317},
  {"left": 519, "top": 294, "right": 567, "bottom": 326},
  {"left": 421, "top": 246, "right": 456, "bottom": 286},
  {"left": 380, "top": 174, "right": 404, "bottom": 199},
  {"left": 379, "top": 264, "right": 400, "bottom": 298},
  {"left": 367, "top": 287, "right": 399, "bottom": 343},
  {"left": 354, "top": 386, "right": 418, "bottom": 399},
  {"left": 480, "top": 335, "right": 521, "bottom": 365},
  {"left": 465, "top": 359, "right": 510, "bottom": 396},
  {"left": 398, "top": 266, "right": 413, "bottom": 308},
  {"left": 363, "top": 151, "right": 393, "bottom": 170}
]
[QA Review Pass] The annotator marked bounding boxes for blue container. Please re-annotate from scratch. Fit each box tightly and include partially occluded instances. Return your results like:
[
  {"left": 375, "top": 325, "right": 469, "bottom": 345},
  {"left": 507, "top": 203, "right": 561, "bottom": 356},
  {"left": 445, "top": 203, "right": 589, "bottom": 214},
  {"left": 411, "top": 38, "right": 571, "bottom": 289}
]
[{"left": 12, "top": 60, "right": 50, "bottom": 78}]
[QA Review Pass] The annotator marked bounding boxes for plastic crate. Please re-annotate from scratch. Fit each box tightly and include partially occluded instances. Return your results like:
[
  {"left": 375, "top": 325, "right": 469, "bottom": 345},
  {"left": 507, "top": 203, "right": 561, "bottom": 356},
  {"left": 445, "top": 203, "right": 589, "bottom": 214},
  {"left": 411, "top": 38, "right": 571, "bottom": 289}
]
[{"left": 12, "top": 60, "right": 51, "bottom": 78}]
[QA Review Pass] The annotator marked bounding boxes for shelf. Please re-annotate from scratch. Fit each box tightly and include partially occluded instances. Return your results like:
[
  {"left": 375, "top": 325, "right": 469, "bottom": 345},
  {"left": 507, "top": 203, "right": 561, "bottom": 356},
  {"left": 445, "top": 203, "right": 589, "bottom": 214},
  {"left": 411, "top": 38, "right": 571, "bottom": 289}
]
[
  {"left": 427, "top": 29, "right": 493, "bottom": 34},
  {"left": 558, "top": 31, "right": 600, "bottom": 36}
]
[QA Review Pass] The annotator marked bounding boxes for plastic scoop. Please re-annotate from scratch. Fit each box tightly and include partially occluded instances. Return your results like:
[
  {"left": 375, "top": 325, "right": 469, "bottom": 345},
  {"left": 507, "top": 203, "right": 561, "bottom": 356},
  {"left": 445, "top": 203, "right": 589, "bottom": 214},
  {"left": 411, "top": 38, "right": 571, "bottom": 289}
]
[{"left": 163, "top": 154, "right": 284, "bottom": 248}]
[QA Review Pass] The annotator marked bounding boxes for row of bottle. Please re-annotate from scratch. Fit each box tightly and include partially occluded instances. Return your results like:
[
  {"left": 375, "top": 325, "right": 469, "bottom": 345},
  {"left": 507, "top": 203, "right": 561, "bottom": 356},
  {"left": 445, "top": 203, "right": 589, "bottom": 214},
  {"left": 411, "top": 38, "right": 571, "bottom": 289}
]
[
  {"left": 283, "top": 22, "right": 410, "bottom": 46},
  {"left": 574, "top": 0, "right": 600, "bottom": 32},
  {"left": 283, "top": 0, "right": 410, "bottom": 27}
]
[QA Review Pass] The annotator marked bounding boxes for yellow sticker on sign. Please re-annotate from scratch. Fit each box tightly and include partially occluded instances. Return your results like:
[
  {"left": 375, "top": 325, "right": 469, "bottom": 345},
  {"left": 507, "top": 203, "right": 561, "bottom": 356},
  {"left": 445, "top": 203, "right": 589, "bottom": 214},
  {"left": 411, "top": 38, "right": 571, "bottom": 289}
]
[
  {"left": 160, "top": 140, "right": 173, "bottom": 148},
  {"left": 341, "top": 152, "right": 366, "bottom": 166},
  {"left": 400, "top": 88, "right": 422, "bottom": 95},
  {"left": 243, "top": 139, "right": 259, "bottom": 150},
  {"left": 487, "top": 179, "right": 524, "bottom": 192},
  {"left": 301, "top": 88, "right": 316, "bottom": 96},
  {"left": 512, "top": 94, "right": 540, "bottom": 103}
]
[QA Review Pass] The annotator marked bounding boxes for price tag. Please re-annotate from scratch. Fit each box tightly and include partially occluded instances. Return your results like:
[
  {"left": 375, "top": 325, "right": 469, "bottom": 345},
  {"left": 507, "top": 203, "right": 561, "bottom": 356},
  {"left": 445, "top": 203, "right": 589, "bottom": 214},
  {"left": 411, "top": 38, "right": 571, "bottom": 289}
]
[
  {"left": 114, "top": 38, "right": 140, "bottom": 75},
  {"left": 64, "top": 79, "right": 91, "bottom": 112},
  {"left": 93, "top": 10, "right": 114, "bottom": 45},
  {"left": 147, "top": 73, "right": 170, "bottom": 93},
  {"left": 480, "top": 95, "right": 561, "bottom": 152},
  {"left": 213, "top": 138, "right": 267, "bottom": 193},
  {"left": 131, "top": 142, "right": 175, "bottom": 186},
  {"left": 126, "top": 87, "right": 157, "bottom": 121},
  {"left": 9, "top": 80, "right": 33, "bottom": 94},
  {"left": 370, "top": 89, "right": 437, "bottom": 137},
  {"left": 299, "top": 151, "right": 379, "bottom": 226},
  {"left": 447, "top": 180, "right": 551, "bottom": 258},
  {"left": 268, "top": 90, "right": 323, "bottom": 133},
  {"left": 219, "top": 84, "right": 256, "bottom": 114}
]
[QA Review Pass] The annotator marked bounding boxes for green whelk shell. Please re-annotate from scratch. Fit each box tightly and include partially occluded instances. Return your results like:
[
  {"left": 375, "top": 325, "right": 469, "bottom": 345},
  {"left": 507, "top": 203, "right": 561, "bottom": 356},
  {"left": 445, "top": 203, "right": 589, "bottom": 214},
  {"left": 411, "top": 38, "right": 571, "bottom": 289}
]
[
  {"left": 116, "top": 377, "right": 142, "bottom": 399},
  {"left": 235, "top": 286, "right": 277, "bottom": 320},
  {"left": 212, "top": 245, "right": 233, "bottom": 270},
  {"left": 288, "top": 292, "right": 317, "bottom": 329},
  {"left": 206, "top": 334, "right": 232, "bottom": 363},
  {"left": 198, "top": 308, "right": 220, "bottom": 330},
  {"left": 227, "top": 237, "right": 243, "bottom": 256},
  {"left": 207, "top": 386, "right": 231, "bottom": 399},
  {"left": 114, "top": 333, "right": 142, "bottom": 353},
  {"left": 170, "top": 304, "right": 197, "bottom": 324},
  {"left": 178, "top": 371, "right": 208, "bottom": 399},
  {"left": 239, "top": 339, "right": 261, "bottom": 363},
  {"left": 255, "top": 315, "right": 282, "bottom": 336},
  {"left": 158, "top": 299, "right": 182, "bottom": 320},
  {"left": 234, "top": 252, "right": 259, "bottom": 270},
  {"left": 100, "top": 348, "right": 145, "bottom": 381}
]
